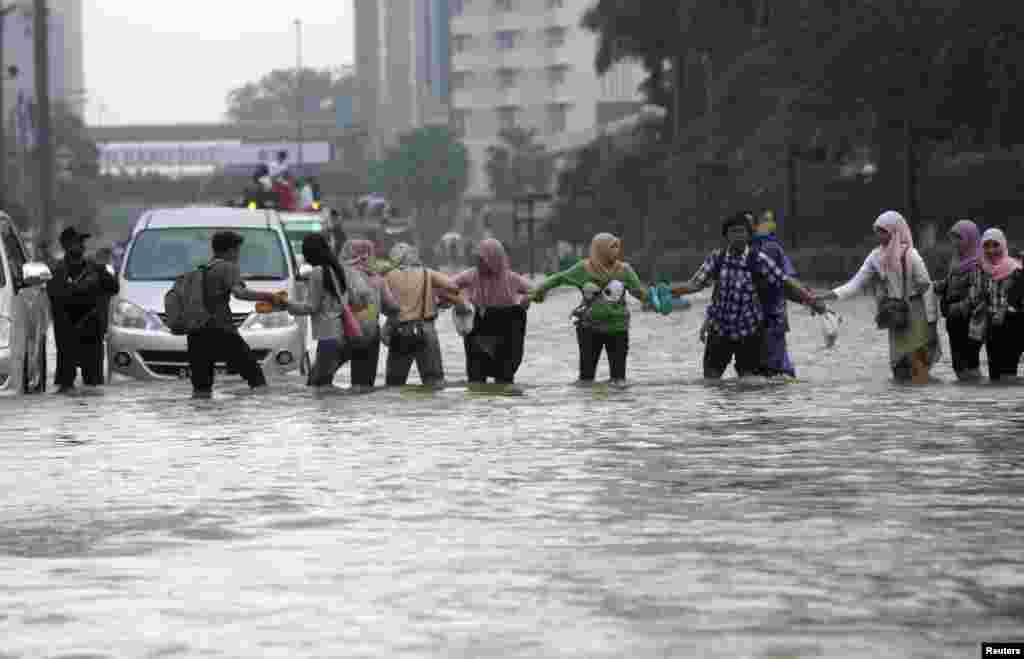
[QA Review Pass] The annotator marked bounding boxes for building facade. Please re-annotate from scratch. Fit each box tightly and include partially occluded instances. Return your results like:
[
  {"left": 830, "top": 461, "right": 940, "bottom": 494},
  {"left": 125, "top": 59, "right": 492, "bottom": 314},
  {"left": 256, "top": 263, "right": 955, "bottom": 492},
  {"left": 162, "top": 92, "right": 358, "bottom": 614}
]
[
  {"left": 449, "top": 0, "right": 645, "bottom": 197},
  {"left": 354, "top": 0, "right": 451, "bottom": 161}
]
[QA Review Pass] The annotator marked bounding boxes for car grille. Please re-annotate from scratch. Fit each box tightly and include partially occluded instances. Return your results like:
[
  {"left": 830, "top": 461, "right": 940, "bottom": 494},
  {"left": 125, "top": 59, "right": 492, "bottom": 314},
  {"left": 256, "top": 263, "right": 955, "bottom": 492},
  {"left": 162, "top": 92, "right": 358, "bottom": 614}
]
[
  {"left": 139, "top": 349, "right": 270, "bottom": 377},
  {"left": 156, "top": 312, "right": 250, "bottom": 328}
]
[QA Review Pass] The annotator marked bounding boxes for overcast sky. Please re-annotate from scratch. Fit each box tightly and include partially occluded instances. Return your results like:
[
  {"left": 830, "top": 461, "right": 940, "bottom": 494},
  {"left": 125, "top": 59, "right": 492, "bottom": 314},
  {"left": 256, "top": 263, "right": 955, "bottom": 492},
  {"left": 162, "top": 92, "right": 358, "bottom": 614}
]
[{"left": 83, "top": 1, "right": 355, "bottom": 125}]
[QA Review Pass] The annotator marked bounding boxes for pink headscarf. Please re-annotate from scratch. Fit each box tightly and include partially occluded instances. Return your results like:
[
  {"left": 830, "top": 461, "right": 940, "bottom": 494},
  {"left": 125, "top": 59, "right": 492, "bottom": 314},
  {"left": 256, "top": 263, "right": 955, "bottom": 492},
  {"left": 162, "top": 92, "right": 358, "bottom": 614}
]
[
  {"left": 454, "top": 238, "right": 530, "bottom": 307},
  {"left": 949, "top": 219, "right": 981, "bottom": 274},
  {"left": 342, "top": 239, "right": 375, "bottom": 273},
  {"left": 980, "top": 228, "right": 1022, "bottom": 282},
  {"left": 873, "top": 210, "right": 914, "bottom": 274}
]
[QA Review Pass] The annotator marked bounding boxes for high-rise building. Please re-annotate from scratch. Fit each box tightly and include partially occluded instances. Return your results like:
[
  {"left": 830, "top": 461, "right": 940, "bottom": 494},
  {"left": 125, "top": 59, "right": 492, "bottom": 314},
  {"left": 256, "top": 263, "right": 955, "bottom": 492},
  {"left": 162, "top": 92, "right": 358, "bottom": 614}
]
[
  {"left": 354, "top": 0, "right": 450, "bottom": 161},
  {"left": 449, "top": 0, "right": 645, "bottom": 196},
  {"left": 355, "top": 0, "right": 645, "bottom": 198},
  {"left": 1, "top": 0, "right": 86, "bottom": 146}
]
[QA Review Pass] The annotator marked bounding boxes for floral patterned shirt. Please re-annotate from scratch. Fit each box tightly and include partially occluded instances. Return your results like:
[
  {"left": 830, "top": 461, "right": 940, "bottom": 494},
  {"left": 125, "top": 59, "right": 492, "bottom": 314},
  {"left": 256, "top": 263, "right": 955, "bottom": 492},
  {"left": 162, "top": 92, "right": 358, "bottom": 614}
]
[{"left": 690, "top": 247, "right": 787, "bottom": 339}]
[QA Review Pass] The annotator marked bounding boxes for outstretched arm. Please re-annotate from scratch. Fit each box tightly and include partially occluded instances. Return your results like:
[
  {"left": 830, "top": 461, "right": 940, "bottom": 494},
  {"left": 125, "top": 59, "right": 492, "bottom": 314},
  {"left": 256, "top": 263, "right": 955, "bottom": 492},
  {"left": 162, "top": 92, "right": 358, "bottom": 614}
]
[{"left": 671, "top": 253, "right": 717, "bottom": 297}]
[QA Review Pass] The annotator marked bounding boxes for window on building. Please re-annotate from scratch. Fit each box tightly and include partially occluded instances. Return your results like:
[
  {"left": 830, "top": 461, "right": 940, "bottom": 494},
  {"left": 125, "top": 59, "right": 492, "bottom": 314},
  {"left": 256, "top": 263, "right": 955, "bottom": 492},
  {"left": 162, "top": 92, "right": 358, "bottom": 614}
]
[
  {"left": 495, "top": 0, "right": 515, "bottom": 10},
  {"left": 547, "top": 104, "right": 568, "bottom": 134},
  {"left": 496, "top": 30, "right": 521, "bottom": 50},
  {"left": 497, "top": 68, "right": 520, "bottom": 90},
  {"left": 452, "top": 71, "right": 474, "bottom": 91},
  {"left": 453, "top": 34, "right": 473, "bottom": 54},
  {"left": 545, "top": 26, "right": 567, "bottom": 48},
  {"left": 452, "top": 109, "right": 470, "bottom": 138},
  {"left": 546, "top": 0, "right": 565, "bottom": 8},
  {"left": 497, "top": 106, "right": 521, "bottom": 132},
  {"left": 547, "top": 64, "right": 570, "bottom": 88}
]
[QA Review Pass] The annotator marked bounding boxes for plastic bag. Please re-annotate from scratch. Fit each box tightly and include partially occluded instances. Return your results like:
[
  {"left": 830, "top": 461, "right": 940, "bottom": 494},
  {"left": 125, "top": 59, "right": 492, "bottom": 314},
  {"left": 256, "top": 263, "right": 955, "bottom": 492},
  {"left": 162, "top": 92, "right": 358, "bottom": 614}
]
[
  {"left": 452, "top": 302, "right": 475, "bottom": 337},
  {"left": 819, "top": 309, "right": 841, "bottom": 348}
]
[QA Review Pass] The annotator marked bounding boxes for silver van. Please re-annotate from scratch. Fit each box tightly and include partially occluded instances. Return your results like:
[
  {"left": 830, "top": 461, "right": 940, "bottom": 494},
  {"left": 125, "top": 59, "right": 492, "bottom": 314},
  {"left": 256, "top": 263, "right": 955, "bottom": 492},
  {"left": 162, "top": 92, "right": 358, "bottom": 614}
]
[
  {"left": 0, "top": 212, "right": 52, "bottom": 393},
  {"left": 107, "top": 206, "right": 311, "bottom": 380}
]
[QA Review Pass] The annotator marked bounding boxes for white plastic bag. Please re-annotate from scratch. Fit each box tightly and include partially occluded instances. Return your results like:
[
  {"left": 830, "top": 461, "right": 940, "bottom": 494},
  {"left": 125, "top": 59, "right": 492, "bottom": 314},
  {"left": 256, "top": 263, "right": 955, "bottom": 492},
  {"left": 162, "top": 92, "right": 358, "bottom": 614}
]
[
  {"left": 819, "top": 309, "right": 841, "bottom": 348},
  {"left": 452, "top": 302, "right": 475, "bottom": 337}
]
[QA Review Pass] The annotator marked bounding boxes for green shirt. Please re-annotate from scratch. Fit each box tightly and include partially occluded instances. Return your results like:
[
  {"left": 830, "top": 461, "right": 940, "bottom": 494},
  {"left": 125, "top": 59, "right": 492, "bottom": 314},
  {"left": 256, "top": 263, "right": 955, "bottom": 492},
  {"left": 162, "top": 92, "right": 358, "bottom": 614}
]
[{"left": 537, "top": 261, "right": 645, "bottom": 334}]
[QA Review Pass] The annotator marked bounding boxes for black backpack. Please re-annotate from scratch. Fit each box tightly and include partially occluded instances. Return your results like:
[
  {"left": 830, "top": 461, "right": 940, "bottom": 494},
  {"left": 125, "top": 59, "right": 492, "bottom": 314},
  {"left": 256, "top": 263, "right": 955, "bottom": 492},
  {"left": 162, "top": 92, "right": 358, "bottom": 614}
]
[{"left": 164, "top": 264, "right": 212, "bottom": 335}]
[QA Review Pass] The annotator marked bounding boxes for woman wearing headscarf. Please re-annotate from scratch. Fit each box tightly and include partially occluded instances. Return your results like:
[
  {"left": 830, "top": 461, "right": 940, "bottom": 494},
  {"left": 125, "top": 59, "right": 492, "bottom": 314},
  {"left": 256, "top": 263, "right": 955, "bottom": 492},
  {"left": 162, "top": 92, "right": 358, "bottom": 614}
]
[
  {"left": 339, "top": 239, "right": 400, "bottom": 388},
  {"left": 932, "top": 220, "right": 984, "bottom": 380},
  {"left": 971, "top": 228, "right": 1024, "bottom": 381},
  {"left": 531, "top": 233, "right": 648, "bottom": 387},
  {"left": 751, "top": 210, "right": 801, "bottom": 378},
  {"left": 814, "top": 211, "right": 940, "bottom": 384},
  {"left": 282, "top": 234, "right": 372, "bottom": 390},
  {"left": 383, "top": 243, "right": 466, "bottom": 387},
  {"left": 451, "top": 238, "right": 532, "bottom": 384}
]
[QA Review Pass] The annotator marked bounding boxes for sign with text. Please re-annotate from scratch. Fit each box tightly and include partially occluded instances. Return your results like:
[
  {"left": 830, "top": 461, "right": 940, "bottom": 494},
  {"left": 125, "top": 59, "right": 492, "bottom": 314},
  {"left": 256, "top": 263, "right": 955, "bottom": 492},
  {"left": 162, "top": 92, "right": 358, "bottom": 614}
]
[{"left": 98, "top": 142, "right": 334, "bottom": 170}]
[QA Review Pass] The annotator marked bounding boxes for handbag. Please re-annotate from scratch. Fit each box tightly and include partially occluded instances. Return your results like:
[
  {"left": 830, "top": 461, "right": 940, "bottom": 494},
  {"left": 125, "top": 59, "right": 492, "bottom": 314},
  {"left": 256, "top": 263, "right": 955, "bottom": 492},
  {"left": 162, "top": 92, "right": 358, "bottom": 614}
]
[
  {"left": 327, "top": 269, "right": 363, "bottom": 340},
  {"left": 389, "top": 269, "right": 430, "bottom": 354},
  {"left": 876, "top": 248, "right": 911, "bottom": 331}
]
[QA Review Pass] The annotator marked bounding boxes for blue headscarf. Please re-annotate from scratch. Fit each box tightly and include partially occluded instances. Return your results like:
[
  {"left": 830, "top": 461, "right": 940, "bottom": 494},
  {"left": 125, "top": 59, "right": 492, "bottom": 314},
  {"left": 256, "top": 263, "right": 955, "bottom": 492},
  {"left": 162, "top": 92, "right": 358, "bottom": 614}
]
[{"left": 751, "top": 210, "right": 796, "bottom": 277}]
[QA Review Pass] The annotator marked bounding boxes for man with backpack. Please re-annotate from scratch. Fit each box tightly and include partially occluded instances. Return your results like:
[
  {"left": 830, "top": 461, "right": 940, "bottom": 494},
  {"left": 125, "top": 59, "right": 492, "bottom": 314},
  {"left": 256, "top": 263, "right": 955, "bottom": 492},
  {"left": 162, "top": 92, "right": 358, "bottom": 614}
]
[
  {"left": 166, "top": 231, "right": 283, "bottom": 399},
  {"left": 671, "top": 212, "right": 823, "bottom": 379}
]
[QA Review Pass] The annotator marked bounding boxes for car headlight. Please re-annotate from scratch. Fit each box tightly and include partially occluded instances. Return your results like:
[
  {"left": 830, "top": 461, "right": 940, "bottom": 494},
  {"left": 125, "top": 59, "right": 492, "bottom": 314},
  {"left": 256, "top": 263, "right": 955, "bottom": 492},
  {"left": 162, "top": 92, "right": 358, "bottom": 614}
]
[
  {"left": 0, "top": 315, "right": 10, "bottom": 349},
  {"left": 111, "top": 300, "right": 166, "bottom": 332},
  {"left": 240, "top": 311, "right": 295, "bottom": 331}
]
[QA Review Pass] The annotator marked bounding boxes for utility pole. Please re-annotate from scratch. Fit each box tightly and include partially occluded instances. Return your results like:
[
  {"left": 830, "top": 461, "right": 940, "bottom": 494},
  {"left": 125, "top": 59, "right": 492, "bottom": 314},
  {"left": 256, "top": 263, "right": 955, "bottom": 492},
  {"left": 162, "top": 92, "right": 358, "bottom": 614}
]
[
  {"left": 34, "top": 0, "right": 55, "bottom": 254},
  {"left": 295, "top": 18, "right": 305, "bottom": 171}
]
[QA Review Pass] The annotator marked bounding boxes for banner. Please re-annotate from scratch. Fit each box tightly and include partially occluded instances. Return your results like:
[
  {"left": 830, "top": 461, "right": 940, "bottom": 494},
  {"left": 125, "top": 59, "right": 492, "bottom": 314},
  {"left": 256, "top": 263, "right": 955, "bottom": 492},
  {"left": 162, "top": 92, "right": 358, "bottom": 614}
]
[{"left": 98, "top": 142, "right": 334, "bottom": 170}]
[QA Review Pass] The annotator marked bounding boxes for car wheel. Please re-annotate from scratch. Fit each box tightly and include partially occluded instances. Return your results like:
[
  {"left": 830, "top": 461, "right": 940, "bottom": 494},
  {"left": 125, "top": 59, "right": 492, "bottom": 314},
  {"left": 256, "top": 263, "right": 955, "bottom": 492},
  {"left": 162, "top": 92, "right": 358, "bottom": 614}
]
[{"left": 22, "top": 337, "right": 46, "bottom": 394}]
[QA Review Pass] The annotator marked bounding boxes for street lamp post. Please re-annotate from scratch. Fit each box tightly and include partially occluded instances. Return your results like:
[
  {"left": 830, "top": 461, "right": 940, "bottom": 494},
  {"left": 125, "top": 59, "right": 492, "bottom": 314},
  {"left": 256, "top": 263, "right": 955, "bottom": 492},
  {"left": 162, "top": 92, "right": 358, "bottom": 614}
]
[{"left": 295, "top": 18, "right": 305, "bottom": 171}]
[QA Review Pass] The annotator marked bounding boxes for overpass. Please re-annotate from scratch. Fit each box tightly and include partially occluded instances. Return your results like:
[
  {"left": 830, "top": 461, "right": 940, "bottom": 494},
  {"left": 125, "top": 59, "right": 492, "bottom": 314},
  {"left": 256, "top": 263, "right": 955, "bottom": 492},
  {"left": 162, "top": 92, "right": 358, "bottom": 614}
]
[{"left": 87, "top": 119, "right": 364, "bottom": 144}]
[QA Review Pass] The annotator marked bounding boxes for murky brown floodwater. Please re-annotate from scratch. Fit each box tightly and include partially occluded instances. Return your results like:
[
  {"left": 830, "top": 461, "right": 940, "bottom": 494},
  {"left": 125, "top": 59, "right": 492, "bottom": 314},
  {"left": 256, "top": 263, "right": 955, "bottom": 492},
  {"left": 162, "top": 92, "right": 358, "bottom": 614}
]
[{"left": 1, "top": 289, "right": 1022, "bottom": 658}]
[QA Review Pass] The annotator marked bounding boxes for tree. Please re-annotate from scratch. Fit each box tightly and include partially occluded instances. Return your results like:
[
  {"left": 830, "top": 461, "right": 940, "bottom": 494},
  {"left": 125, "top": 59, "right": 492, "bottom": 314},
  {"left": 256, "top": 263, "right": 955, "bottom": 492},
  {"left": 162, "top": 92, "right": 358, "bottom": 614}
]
[
  {"left": 225, "top": 67, "right": 355, "bottom": 122},
  {"left": 484, "top": 127, "right": 553, "bottom": 200},
  {"left": 368, "top": 126, "right": 469, "bottom": 250}
]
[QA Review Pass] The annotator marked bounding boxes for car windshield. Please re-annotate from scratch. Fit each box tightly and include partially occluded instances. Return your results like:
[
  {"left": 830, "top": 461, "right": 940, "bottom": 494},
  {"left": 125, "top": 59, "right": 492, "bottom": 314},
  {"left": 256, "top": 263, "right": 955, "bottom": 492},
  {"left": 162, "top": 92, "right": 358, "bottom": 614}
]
[{"left": 124, "top": 228, "right": 289, "bottom": 281}]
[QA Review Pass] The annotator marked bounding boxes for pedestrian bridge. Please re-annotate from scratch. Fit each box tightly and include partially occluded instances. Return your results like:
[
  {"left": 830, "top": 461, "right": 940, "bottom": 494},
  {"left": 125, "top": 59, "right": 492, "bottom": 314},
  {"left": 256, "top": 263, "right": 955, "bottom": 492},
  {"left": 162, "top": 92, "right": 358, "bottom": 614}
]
[{"left": 88, "top": 120, "right": 360, "bottom": 144}]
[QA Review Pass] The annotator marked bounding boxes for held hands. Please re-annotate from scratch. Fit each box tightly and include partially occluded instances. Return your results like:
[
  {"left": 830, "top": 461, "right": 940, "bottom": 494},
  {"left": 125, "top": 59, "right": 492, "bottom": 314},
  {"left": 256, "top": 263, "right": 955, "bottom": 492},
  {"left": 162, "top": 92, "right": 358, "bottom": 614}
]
[{"left": 529, "top": 289, "right": 546, "bottom": 304}]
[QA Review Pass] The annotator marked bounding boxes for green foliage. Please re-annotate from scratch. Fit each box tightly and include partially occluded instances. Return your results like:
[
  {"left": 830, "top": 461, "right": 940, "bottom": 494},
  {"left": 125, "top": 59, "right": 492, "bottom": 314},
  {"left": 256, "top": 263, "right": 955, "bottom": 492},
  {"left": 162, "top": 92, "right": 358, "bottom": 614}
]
[
  {"left": 226, "top": 68, "right": 355, "bottom": 122},
  {"left": 484, "top": 127, "right": 553, "bottom": 200},
  {"left": 366, "top": 126, "right": 470, "bottom": 250}
]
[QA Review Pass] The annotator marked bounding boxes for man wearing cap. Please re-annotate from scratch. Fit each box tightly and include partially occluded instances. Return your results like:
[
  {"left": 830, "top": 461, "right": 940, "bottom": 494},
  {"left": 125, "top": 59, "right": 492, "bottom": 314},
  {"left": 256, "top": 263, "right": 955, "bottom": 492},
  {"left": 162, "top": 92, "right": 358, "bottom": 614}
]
[{"left": 47, "top": 227, "right": 120, "bottom": 393}]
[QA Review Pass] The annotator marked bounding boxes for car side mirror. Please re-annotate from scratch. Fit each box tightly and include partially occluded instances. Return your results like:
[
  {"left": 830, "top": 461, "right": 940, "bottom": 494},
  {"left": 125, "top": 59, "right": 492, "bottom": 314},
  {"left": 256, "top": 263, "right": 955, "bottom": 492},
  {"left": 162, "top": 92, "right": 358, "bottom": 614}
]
[
  {"left": 22, "top": 262, "right": 52, "bottom": 287},
  {"left": 298, "top": 263, "right": 314, "bottom": 281}
]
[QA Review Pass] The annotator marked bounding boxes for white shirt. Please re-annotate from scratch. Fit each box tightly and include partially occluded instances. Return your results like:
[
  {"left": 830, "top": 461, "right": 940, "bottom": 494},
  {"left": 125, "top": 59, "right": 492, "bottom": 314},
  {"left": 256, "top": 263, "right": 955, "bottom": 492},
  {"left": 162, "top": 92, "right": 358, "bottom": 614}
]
[{"left": 833, "top": 246, "right": 938, "bottom": 322}]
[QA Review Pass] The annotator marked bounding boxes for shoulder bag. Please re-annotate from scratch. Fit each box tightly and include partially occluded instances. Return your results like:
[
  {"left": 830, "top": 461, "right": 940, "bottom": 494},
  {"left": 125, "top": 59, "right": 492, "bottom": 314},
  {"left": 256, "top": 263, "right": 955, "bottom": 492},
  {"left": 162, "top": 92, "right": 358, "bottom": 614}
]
[
  {"left": 389, "top": 269, "right": 430, "bottom": 354},
  {"left": 875, "top": 248, "right": 911, "bottom": 331}
]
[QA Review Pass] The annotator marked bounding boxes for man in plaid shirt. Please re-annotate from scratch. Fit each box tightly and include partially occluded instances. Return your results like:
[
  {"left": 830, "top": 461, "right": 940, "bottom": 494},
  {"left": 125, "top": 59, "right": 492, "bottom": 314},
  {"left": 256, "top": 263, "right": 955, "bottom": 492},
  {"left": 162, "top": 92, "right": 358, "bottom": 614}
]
[{"left": 672, "top": 212, "right": 822, "bottom": 378}]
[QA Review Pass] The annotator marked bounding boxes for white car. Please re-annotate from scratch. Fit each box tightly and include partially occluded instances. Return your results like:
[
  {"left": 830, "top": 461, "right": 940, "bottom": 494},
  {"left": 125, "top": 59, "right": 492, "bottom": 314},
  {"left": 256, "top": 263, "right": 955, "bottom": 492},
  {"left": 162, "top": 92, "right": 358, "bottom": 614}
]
[
  {"left": 0, "top": 212, "right": 52, "bottom": 393},
  {"left": 107, "top": 206, "right": 312, "bottom": 381}
]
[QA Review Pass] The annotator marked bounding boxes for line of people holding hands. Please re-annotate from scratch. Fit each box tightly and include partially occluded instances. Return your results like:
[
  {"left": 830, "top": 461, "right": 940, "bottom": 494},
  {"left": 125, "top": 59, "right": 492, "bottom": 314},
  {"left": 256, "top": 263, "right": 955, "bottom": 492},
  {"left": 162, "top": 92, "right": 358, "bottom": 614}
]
[{"left": 211, "top": 208, "right": 1022, "bottom": 398}]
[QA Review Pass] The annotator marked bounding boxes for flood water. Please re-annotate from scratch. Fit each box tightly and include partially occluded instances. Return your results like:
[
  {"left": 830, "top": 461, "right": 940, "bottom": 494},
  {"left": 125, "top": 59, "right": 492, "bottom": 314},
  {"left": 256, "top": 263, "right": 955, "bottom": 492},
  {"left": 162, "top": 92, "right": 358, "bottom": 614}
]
[{"left": 1, "top": 289, "right": 1022, "bottom": 658}]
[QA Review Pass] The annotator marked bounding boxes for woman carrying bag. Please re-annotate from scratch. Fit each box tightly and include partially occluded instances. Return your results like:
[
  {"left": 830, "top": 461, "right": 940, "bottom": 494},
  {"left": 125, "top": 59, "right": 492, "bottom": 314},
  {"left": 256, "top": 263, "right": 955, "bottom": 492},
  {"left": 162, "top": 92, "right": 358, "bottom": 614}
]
[
  {"left": 281, "top": 234, "right": 369, "bottom": 391},
  {"left": 383, "top": 243, "right": 466, "bottom": 387},
  {"left": 341, "top": 239, "right": 400, "bottom": 388},
  {"left": 972, "top": 228, "right": 1024, "bottom": 381},
  {"left": 814, "top": 211, "right": 940, "bottom": 384}
]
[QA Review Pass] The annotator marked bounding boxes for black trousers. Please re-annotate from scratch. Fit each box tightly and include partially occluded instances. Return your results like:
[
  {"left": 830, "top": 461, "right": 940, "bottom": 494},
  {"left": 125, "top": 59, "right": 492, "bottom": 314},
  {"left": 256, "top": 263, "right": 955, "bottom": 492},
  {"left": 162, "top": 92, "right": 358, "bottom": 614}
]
[
  {"left": 945, "top": 316, "right": 982, "bottom": 374},
  {"left": 703, "top": 330, "right": 763, "bottom": 378},
  {"left": 54, "top": 329, "right": 104, "bottom": 387},
  {"left": 576, "top": 326, "right": 628, "bottom": 381},
  {"left": 186, "top": 328, "right": 266, "bottom": 392},
  {"left": 986, "top": 313, "right": 1024, "bottom": 381},
  {"left": 348, "top": 334, "right": 382, "bottom": 387},
  {"left": 464, "top": 306, "right": 527, "bottom": 384}
]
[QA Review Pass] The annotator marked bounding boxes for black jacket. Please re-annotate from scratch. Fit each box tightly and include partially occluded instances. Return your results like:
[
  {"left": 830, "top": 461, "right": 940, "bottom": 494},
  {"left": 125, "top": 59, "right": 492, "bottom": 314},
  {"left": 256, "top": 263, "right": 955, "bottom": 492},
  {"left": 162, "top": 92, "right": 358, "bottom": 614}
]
[{"left": 47, "top": 259, "right": 120, "bottom": 340}]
